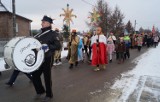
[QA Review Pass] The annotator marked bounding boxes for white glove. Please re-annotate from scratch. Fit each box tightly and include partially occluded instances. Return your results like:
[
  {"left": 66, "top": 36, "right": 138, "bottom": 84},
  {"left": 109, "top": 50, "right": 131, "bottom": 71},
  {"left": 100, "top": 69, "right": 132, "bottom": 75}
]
[{"left": 42, "top": 44, "right": 49, "bottom": 52}]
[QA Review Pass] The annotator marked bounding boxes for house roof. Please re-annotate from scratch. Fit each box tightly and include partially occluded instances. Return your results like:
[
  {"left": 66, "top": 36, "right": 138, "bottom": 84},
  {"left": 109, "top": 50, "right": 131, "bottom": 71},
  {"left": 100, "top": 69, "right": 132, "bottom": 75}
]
[
  {"left": 0, "top": 1, "right": 32, "bottom": 22},
  {"left": 0, "top": 1, "right": 8, "bottom": 11}
]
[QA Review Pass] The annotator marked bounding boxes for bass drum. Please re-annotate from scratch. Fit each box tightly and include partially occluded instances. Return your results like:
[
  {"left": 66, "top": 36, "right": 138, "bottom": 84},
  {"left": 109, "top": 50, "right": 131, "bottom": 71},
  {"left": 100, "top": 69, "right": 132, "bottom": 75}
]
[{"left": 4, "top": 37, "right": 44, "bottom": 73}]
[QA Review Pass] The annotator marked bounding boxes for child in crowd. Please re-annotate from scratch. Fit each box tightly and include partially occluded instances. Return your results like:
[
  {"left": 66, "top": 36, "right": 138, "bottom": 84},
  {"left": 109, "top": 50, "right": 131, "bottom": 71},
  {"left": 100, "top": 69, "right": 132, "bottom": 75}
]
[{"left": 116, "top": 37, "right": 126, "bottom": 64}]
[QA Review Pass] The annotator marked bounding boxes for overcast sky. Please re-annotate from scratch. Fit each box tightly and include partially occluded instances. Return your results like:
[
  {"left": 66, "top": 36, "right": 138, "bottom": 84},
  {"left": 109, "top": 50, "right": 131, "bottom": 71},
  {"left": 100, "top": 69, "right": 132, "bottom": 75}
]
[{"left": 2, "top": 0, "right": 160, "bottom": 32}]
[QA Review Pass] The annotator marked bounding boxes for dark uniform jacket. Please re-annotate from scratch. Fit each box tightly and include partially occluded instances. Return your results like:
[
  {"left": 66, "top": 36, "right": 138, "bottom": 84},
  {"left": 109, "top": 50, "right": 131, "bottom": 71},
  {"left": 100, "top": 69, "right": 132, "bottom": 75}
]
[{"left": 34, "top": 26, "right": 61, "bottom": 58}]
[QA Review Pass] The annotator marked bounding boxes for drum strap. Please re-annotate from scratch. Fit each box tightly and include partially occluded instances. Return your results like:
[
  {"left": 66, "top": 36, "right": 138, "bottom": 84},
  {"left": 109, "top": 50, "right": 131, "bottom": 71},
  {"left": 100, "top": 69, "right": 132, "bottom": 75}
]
[{"left": 34, "top": 30, "right": 51, "bottom": 38}]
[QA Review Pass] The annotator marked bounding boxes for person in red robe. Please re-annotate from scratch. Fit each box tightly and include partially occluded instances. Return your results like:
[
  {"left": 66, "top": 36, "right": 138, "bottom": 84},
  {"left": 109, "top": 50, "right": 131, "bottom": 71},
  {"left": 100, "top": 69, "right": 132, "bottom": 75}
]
[{"left": 91, "top": 27, "right": 108, "bottom": 71}]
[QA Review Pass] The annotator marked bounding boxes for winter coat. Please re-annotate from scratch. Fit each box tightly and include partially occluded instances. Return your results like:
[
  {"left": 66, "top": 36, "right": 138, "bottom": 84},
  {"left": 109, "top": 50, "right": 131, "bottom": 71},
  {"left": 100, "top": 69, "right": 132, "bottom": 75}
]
[
  {"left": 108, "top": 35, "right": 117, "bottom": 44},
  {"left": 123, "top": 36, "right": 131, "bottom": 48},
  {"left": 34, "top": 26, "right": 61, "bottom": 58},
  {"left": 107, "top": 39, "right": 115, "bottom": 54},
  {"left": 83, "top": 36, "right": 89, "bottom": 46},
  {"left": 154, "top": 36, "right": 159, "bottom": 42},
  {"left": 137, "top": 36, "right": 143, "bottom": 46},
  {"left": 78, "top": 38, "right": 84, "bottom": 61},
  {"left": 69, "top": 35, "right": 80, "bottom": 64},
  {"left": 116, "top": 42, "right": 126, "bottom": 53}
]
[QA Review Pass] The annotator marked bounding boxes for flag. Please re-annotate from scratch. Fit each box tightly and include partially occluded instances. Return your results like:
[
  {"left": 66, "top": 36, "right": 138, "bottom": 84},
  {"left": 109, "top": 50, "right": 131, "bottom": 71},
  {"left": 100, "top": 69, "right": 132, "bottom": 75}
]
[{"left": 152, "top": 25, "right": 155, "bottom": 34}]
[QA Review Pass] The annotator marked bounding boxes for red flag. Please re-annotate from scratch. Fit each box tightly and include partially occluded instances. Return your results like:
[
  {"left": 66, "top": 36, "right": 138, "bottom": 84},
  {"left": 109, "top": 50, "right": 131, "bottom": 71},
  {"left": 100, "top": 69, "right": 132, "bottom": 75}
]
[{"left": 152, "top": 25, "right": 155, "bottom": 34}]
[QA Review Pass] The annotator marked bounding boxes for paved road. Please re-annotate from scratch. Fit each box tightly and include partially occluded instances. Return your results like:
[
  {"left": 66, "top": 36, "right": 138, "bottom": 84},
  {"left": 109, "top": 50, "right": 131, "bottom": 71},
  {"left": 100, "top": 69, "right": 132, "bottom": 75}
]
[{"left": 0, "top": 47, "right": 149, "bottom": 102}]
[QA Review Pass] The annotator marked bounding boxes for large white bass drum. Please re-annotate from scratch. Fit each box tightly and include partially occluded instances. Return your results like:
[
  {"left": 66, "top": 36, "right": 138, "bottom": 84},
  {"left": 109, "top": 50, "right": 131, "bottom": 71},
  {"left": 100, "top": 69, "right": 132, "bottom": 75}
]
[{"left": 4, "top": 37, "right": 44, "bottom": 73}]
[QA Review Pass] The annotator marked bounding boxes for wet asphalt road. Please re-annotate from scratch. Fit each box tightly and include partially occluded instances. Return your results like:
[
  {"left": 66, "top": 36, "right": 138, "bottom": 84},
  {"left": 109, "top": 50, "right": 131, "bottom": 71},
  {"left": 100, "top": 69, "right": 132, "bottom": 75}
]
[{"left": 0, "top": 47, "right": 150, "bottom": 102}]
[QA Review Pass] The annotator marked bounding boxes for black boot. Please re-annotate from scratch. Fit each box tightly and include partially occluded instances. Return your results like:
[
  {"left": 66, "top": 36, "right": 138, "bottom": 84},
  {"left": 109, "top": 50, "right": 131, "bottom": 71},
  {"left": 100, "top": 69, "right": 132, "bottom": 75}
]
[
  {"left": 75, "top": 61, "right": 78, "bottom": 66},
  {"left": 5, "top": 82, "right": 14, "bottom": 86},
  {"left": 109, "top": 59, "right": 112, "bottom": 63},
  {"left": 69, "top": 64, "right": 73, "bottom": 69}
]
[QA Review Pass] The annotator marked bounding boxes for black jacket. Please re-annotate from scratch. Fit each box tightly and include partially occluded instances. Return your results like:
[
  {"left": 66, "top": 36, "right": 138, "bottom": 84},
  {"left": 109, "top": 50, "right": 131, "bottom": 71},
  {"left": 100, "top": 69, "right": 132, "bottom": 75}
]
[{"left": 34, "top": 26, "right": 61, "bottom": 58}]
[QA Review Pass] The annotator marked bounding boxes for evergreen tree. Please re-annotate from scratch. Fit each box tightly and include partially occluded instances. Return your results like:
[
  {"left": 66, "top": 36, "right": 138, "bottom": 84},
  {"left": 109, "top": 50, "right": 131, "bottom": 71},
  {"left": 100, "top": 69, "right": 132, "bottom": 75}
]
[
  {"left": 31, "top": 30, "right": 39, "bottom": 36},
  {"left": 97, "top": 0, "right": 111, "bottom": 36},
  {"left": 110, "top": 6, "right": 124, "bottom": 37},
  {"left": 125, "top": 20, "right": 134, "bottom": 33},
  {"left": 139, "top": 27, "right": 144, "bottom": 34},
  {"left": 62, "top": 24, "right": 69, "bottom": 41}
]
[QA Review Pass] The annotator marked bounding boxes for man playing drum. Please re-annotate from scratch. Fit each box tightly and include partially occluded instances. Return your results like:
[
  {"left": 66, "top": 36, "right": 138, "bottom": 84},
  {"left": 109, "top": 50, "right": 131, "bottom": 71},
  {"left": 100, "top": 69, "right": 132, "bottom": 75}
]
[{"left": 32, "top": 15, "right": 61, "bottom": 102}]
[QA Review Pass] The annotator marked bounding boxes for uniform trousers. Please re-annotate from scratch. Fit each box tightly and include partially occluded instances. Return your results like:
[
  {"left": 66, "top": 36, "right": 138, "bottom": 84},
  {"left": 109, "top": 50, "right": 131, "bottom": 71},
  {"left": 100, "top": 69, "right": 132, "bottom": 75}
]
[
  {"left": 7, "top": 70, "right": 32, "bottom": 84},
  {"left": 32, "top": 56, "right": 53, "bottom": 98}
]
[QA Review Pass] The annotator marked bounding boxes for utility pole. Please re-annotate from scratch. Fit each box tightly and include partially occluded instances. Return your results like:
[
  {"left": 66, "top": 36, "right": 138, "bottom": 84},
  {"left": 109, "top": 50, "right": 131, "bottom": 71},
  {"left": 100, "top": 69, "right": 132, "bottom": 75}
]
[
  {"left": 134, "top": 20, "right": 137, "bottom": 34},
  {"left": 12, "top": 0, "right": 17, "bottom": 37}
]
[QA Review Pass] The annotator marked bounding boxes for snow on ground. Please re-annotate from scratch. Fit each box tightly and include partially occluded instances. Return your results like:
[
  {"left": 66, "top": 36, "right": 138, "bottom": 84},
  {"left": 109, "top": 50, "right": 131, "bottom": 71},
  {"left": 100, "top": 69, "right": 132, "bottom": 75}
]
[
  {"left": 1, "top": 41, "right": 160, "bottom": 101},
  {"left": 61, "top": 42, "right": 68, "bottom": 58},
  {"left": 61, "top": 49, "right": 68, "bottom": 58},
  {"left": 0, "top": 58, "right": 6, "bottom": 71},
  {"left": 110, "top": 45, "right": 160, "bottom": 101}
]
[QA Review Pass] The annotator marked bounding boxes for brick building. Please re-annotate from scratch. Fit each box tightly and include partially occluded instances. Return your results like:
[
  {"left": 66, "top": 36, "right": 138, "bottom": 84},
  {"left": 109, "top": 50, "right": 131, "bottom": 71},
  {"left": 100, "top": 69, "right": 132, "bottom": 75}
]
[{"left": 0, "top": 1, "right": 32, "bottom": 39}]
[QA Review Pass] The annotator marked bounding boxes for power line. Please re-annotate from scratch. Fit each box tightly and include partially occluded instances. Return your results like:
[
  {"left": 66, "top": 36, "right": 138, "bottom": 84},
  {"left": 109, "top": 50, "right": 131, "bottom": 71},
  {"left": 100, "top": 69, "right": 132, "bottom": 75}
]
[{"left": 81, "top": 0, "right": 95, "bottom": 7}]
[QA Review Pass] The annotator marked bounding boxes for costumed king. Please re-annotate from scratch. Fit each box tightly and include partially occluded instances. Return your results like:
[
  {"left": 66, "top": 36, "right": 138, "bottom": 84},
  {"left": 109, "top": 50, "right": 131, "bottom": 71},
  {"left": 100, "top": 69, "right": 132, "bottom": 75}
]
[{"left": 91, "top": 27, "right": 108, "bottom": 71}]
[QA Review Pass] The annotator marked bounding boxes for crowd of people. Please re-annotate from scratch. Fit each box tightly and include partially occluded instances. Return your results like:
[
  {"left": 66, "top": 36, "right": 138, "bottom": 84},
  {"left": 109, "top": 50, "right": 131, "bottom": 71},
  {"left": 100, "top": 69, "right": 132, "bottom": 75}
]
[
  {"left": 64, "top": 27, "right": 160, "bottom": 70},
  {"left": 2, "top": 15, "right": 160, "bottom": 102}
]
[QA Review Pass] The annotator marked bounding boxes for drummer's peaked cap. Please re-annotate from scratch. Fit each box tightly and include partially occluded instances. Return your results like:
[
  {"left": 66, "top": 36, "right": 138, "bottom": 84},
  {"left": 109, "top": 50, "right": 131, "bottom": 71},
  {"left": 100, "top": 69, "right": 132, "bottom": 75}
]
[{"left": 41, "top": 15, "right": 53, "bottom": 24}]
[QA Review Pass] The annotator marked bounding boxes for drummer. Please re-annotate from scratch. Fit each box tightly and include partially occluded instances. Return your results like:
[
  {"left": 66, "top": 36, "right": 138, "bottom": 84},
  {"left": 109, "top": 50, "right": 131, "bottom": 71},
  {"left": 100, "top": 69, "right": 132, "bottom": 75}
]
[{"left": 32, "top": 15, "right": 61, "bottom": 101}]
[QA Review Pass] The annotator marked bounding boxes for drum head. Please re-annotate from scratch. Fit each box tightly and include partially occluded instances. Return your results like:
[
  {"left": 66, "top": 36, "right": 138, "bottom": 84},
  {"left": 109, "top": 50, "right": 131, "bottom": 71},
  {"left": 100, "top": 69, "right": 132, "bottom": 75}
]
[{"left": 12, "top": 37, "right": 44, "bottom": 73}]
